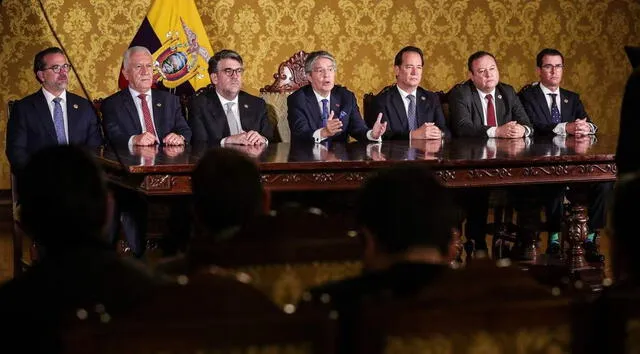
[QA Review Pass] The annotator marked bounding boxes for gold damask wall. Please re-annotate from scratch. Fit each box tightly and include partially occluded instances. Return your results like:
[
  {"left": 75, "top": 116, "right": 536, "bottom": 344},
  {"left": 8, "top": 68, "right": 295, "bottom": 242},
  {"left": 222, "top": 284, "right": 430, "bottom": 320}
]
[{"left": 0, "top": 0, "right": 638, "bottom": 189}]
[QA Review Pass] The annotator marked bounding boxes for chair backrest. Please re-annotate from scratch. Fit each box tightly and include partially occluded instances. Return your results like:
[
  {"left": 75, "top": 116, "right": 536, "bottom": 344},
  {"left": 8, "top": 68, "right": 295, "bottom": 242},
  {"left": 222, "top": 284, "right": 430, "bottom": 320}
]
[
  {"left": 363, "top": 84, "right": 393, "bottom": 129},
  {"left": 260, "top": 51, "right": 310, "bottom": 143},
  {"left": 64, "top": 273, "right": 337, "bottom": 354},
  {"left": 355, "top": 260, "right": 579, "bottom": 354}
]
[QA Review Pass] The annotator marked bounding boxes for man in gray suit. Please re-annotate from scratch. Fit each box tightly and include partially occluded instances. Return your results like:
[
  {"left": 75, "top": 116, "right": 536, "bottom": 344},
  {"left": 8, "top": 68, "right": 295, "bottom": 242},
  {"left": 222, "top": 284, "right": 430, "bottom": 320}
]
[{"left": 449, "top": 51, "right": 533, "bottom": 255}]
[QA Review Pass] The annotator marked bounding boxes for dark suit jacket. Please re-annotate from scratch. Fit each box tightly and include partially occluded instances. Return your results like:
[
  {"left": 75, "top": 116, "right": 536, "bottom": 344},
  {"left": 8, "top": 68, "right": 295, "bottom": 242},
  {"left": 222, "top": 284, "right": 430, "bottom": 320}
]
[
  {"left": 101, "top": 89, "right": 192, "bottom": 147},
  {"left": 519, "top": 83, "right": 592, "bottom": 135},
  {"left": 616, "top": 68, "right": 640, "bottom": 175},
  {"left": 372, "top": 85, "right": 450, "bottom": 139},
  {"left": 6, "top": 89, "right": 103, "bottom": 174},
  {"left": 449, "top": 80, "right": 532, "bottom": 137},
  {"left": 188, "top": 89, "right": 273, "bottom": 144},
  {"left": 287, "top": 84, "right": 369, "bottom": 142}
]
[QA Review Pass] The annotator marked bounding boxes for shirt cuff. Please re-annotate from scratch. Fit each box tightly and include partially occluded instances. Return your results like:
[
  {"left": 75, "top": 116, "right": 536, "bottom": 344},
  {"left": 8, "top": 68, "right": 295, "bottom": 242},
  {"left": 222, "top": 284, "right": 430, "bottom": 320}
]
[
  {"left": 553, "top": 122, "right": 567, "bottom": 136},
  {"left": 128, "top": 136, "right": 135, "bottom": 149},
  {"left": 313, "top": 129, "right": 327, "bottom": 143},
  {"left": 220, "top": 137, "right": 228, "bottom": 146},
  {"left": 588, "top": 122, "right": 597, "bottom": 134},
  {"left": 486, "top": 127, "right": 497, "bottom": 138},
  {"left": 523, "top": 125, "right": 532, "bottom": 137},
  {"left": 367, "top": 130, "right": 382, "bottom": 142}
]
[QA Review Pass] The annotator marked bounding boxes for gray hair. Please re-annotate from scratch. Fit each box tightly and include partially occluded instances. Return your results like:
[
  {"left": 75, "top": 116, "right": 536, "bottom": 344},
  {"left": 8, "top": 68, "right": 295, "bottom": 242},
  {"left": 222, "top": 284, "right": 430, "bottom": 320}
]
[
  {"left": 123, "top": 46, "right": 152, "bottom": 68},
  {"left": 304, "top": 50, "right": 337, "bottom": 74}
]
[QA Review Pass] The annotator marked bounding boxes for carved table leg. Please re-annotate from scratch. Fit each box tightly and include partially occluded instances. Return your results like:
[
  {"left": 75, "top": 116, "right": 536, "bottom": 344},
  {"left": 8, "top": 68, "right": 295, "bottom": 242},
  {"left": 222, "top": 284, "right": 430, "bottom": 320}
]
[{"left": 564, "top": 204, "right": 589, "bottom": 272}]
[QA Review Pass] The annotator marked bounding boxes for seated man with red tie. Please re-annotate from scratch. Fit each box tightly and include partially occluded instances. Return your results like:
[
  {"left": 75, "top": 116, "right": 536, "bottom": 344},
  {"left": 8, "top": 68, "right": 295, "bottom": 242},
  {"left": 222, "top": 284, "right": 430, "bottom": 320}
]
[
  {"left": 449, "top": 51, "right": 533, "bottom": 255},
  {"left": 287, "top": 50, "right": 387, "bottom": 143},
  {"left": 101, "top": 46, "right": 192, "bottom": 256},
  {"left": 519, "top": 48, "right": 611, "bottom": 260}
]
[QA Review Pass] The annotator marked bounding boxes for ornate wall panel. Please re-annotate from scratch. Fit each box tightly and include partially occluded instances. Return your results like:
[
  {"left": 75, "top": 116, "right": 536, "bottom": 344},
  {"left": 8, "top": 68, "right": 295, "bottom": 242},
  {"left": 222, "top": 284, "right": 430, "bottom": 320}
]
[{"left": 0, "top": 0, "right": 638, "bottom": 189}]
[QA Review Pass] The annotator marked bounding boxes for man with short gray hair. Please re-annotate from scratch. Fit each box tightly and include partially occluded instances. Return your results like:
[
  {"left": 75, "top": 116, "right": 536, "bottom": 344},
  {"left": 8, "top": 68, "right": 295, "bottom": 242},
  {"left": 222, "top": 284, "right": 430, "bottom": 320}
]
[
  {"left": 189, "top": 49, "right": 273, "bottom": 145},
  {"left": 287, "top": 50, "right": 387, "bottom": 143}
]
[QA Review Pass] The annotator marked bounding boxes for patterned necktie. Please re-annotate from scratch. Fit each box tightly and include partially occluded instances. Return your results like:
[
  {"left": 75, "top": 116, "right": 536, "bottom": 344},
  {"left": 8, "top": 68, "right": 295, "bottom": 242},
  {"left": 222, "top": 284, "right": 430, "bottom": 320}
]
[
  {"left": 549, "top": 93, "right": 561, "bottom": 124},
  {"left": 407, "top": 94, "right": 417, "bottom": 131},
  {"left": 321, "top": 98, "right": 329, "bottom": 127},
  {"left": 52, "top": 97, "right": 67, "bottom": 144},
  {"left": 225, "top": 102, "right": 242, "bottom": 135},
  {"left": 485, "top": 94, "right": 497, "bottom": 127},
  {"left": 137, "top": 94, "right": 157, "bottom": 137}
]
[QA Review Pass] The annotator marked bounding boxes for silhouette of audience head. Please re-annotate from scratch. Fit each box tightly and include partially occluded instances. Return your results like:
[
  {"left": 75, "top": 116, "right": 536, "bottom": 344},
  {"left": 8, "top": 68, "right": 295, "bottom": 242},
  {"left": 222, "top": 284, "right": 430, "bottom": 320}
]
[
  {"left": 191, "top": 148, "right": 264, "bottom": 239},
  {"left": 356, "top": 165, "right": 459, "bottom": 269},
  {"left": 18, "top": 145, "right": 108, "bottom": 251}
]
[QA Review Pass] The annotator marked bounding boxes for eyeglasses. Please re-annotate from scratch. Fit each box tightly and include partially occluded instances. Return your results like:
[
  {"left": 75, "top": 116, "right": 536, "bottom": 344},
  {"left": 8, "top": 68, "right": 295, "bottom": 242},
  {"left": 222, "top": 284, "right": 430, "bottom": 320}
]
[
  {"left": 541, "top": 64, "right": 564, "bottom": 71},
  {"left": 220, "top": 68, "right": 244, "bottom": 76},
  {"left": 43, "top": 64, "right": 72, "bottom": 73},
  {"left": 312, "top": 66, "right": 336, "bottom": 75}
]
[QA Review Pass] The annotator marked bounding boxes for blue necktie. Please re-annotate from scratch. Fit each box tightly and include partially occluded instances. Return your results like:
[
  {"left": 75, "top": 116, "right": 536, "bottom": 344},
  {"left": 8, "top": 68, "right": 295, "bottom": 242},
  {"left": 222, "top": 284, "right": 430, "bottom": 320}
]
[
  {"left": 52, "top": 97, "right": 67, "bottom": 144},
  {"left": 407, "top": 94, "right": 417, "bottom": 131},
  {"left": 549, "top": 93, "right": 561, "bottom": 124},
  {"left": 321, "top": 98, "right": 329, "bottom": 127}
]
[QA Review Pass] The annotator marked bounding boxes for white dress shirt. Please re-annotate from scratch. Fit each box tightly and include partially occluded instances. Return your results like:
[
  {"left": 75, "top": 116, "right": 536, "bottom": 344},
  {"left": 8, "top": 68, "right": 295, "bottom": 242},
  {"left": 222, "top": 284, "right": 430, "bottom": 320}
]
[
  {"left": 127, "top": 87, "right": 158, "bottom": 146},
  {"left": 476, "top": 88, "right": 531, "bottom": 138},
  {"left": 42, "top": 88, "right": 69, "bottom": 143}
]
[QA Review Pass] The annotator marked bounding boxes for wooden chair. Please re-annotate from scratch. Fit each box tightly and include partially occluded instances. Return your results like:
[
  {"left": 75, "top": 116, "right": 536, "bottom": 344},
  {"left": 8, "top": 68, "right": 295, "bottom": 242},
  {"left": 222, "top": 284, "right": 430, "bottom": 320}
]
[
  {"left": 355, "top": 259, "right": 583, "bottom": 354},
  {"left": 260, "top": 51, "right": 310, "bottom": 143},
  {"left": 64, "top": 272, "right": 337, "bottom": 354}
]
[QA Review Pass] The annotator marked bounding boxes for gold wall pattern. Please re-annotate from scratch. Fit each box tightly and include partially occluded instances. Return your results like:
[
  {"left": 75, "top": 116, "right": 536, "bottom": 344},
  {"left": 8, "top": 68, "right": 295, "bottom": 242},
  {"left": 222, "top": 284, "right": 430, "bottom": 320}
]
[{"left": 0, "top": 0, "right": 638, "bottom": 189}]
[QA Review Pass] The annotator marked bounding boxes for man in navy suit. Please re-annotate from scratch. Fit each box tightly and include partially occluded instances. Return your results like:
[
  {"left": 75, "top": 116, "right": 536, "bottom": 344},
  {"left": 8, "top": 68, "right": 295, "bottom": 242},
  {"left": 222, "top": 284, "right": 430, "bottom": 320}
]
[
  {"left": 101, "top": 46, "right": 191, "bottom": 148},
  {"left": 519, "top": 48, "right": 611, "bottom": 259},
  {"left": 449, "top": 51, "right": 533, "bottom": 255},
  {"left": 6, "top": 47, "right": 102, "bottom": 177},
  {"left": 189, "top": 49, "right": 273, "bottom": 145},
  {"left": 287, "top": 50, "right": 387, "bottom": 143},
  {"left": 371, "top": 46, "right": 449, "bottom": 140},
  {"left": 101, "top": 46, "right": 192, "bottom": 256}
]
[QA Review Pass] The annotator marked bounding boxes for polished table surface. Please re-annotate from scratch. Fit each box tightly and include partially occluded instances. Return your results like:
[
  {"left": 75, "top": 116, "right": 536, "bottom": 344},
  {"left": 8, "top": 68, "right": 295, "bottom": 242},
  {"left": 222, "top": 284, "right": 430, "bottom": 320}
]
[{"left": 96, "top": 135, "right": 617, "bottom": 195}]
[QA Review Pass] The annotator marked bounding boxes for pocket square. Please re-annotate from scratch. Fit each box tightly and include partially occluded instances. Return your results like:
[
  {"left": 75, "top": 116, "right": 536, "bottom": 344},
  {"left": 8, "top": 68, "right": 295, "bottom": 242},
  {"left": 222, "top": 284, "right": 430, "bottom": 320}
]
[{"left": 339, "top": 111, "right": 348, "bottom": 119}]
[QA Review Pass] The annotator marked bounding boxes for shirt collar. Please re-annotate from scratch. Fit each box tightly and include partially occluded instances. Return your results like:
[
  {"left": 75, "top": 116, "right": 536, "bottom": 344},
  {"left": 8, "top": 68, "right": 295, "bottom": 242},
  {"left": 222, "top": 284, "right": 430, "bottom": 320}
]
[
  {"left": 476, "top": 87, "right": 496, "bottom": 100},
  {"left": 128, "top": 87, "right": 152, "bottom": 100},
  {"left": 539, "top": 83, "right": 559, "bottom": 95},
  {"left": 396, "top": 85, "right": 417, "bottom": 99},
  {"left": 42, "top": 87, "right": 67, "bottom": 103},
  {"left": 216, "top": 91, "right": 238, "bottom": 107},
  {"left": 313, "top": 89, "right": 330, "bottom": 103}
]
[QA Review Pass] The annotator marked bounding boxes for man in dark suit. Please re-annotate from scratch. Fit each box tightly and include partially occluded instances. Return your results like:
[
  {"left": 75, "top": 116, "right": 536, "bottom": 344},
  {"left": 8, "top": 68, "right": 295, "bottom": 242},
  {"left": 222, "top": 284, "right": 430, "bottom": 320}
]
[
  {"left": 299, "top": 165, "right": 458, "bottom": 354},
  {"left": 0, "top": 146, "right": 170, "bottom": 352},
  {"left": 519, "top": 48, "right": 611, "bottom": 258},
  {"left": 101, "top": 46, "right": 192, "bottom": 256},
  {"left": 6, "top": 47, "right": 102, "bottom": 177},
  {"left": 189, "top": 49, "right": 273, "bottom": 145},
  {"left": 287, "top": 50, "right": 387, "bottom": 143},
  {"left": 449, "top": 51, "right": 533, "bottom": 254},
  {"left": 371, "top": 46, "right": 449, "bottom": 140},
  {"left": 101, "top": 46, "right": 192, "bottom": 148}
]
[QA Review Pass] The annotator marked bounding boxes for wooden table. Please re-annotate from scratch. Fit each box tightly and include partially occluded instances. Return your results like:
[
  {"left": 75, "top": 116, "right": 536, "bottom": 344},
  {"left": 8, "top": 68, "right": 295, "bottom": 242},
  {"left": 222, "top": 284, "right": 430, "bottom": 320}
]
[{"left": 96, "top": 135, "right": 617, "bottom": 274}]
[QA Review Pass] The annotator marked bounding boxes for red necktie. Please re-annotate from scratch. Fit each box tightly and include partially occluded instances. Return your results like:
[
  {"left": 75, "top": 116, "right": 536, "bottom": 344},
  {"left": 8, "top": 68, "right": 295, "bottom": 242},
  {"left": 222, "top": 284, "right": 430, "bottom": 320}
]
[
  {"left": 486, "top": 94, "right": 496, "bottom": 127},
  {"left": 138, "top": 94, "right": 157, "bottom": 137}
]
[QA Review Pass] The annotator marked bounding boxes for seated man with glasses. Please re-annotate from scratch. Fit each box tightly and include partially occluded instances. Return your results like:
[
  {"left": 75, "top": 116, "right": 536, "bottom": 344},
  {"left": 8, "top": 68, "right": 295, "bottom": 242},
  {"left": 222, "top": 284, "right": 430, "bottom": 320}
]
[
  {"left": 189, "top": 49, "right": 273, "bottom": 146},
  {"left": 287, "top": 50, "right": 387, "bottom": 143},
  {"left": 519, "top": 48, "right": 612, "bottom": 260},
  {"left": 6, "top": 47, "right": 103, "bottom": 177}
]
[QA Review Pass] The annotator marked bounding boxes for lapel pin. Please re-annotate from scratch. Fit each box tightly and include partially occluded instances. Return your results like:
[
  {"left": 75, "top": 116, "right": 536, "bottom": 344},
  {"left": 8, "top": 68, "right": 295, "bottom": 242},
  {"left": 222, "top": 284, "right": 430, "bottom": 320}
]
[
  {"left": 421, "top": 96, "right": 426, "bottom": 101},
  {"left": 73, "top": 104, "right": 78, "bottom": 109},
  {"left": 335, "top": 103, "right": 340, "bottom": 108},
  {"left": 244, "top": 104, "right": 248, "bottom": 109},
  {"left": 563, "top": 98, "right": 568, "bottom": 104},
  {"left": 497, "top": 95, "right": 502, "bottom": 99},
  {"left": 156, "top": 103, "right": 162, "bottom": 107}
]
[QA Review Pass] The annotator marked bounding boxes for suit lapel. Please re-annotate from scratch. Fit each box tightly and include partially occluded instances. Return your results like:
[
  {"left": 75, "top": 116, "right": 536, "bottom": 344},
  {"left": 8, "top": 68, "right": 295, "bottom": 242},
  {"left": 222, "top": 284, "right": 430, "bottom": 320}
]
[
  {"left": 238, "top": 92, "right": 253, "bottom": 132},
  {"left": 534, "top": 85, "right": 553, "bottom": 124},
  {"left": 34, "top": 90, "right": 58, "bottom": 142},
  {"left": 66, "top": 94, "right": 80, "bottom": 143},
  {"left": 559, "top": 88, "right": 572, "bottom": 123},
  {"left": 469, "top": 84, "right": 484, "bottom": 125},
  {"left": 122, "top": 90, "right": 143, "bottom": 134},
  {"left": 390, "top": 87, "right": 409, "bottom": 130},
  {"left": 151, "top": 90, "right": 164, "bottom": 137},
  {"left": 304, "top": 86, "right": 323, "bottom": 130},
  {"left": 211, "top": 91, "right": 231, "bottom": 136},
  {"left": 495, "top": 86, "right": 506, "bottom": 125},
  {"left": 330, "top": 88, "right": 342, "bottom": 121}
]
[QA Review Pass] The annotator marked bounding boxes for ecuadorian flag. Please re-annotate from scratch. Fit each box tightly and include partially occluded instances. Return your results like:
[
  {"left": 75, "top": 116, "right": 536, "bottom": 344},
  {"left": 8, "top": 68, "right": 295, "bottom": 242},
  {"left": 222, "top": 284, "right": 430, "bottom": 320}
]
[{"left": 118, "top": 0, "right": 214, "bottom": 96}]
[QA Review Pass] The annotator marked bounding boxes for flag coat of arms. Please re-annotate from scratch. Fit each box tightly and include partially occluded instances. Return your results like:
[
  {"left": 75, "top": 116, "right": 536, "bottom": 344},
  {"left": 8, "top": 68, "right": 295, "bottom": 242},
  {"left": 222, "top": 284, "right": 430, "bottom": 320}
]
[{"left": 119, "top": 0, "right": 213, "bottom": 95}]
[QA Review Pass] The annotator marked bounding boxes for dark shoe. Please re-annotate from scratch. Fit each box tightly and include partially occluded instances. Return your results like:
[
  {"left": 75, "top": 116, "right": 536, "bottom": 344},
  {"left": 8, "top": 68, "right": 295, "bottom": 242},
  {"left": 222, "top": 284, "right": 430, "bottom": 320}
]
[{"left": 583, "top": 242, "right": 604, "bottom": 263}]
